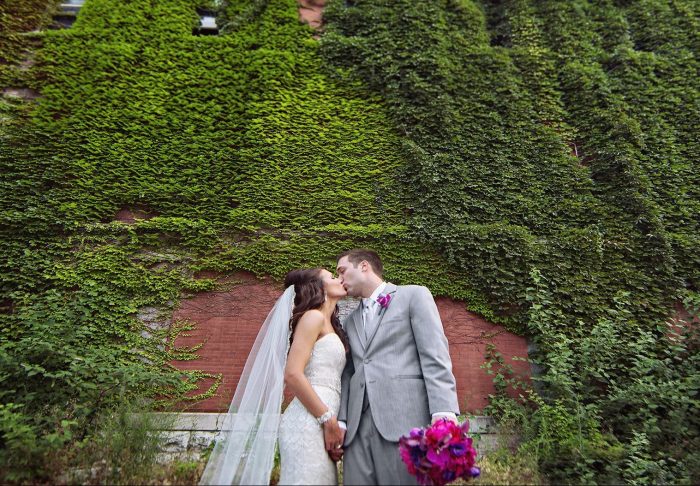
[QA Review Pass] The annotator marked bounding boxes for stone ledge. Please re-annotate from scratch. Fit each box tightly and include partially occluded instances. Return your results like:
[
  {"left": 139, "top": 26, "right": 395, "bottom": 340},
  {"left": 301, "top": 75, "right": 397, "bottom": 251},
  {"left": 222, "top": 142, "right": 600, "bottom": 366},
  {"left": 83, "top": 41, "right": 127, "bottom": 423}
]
[
  {"left": 153, "top": 412, "right": 496, "bottom": 433},
  {"left": 158, "top": 412, "right": 225, "bottom": 431},
  {"left": 146, "top": 413, "right": 505, "bottom": 460}
]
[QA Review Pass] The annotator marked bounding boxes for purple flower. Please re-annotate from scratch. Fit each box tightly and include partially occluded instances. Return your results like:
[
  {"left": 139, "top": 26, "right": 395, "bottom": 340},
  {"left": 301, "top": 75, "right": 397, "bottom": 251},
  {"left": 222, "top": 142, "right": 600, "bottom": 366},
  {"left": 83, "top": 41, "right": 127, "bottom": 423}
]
[
  {"left": 376, "top": 293, "right": 392, "bottom": 308},
  {"left": 469, "top": 467, "right": 481, "bottom": 478},
  {"left": 449, "top": 443, "right": 467, "bottom": 457},
  {"left": 443, "top": 470, "right": 457, "bottom": 482}
]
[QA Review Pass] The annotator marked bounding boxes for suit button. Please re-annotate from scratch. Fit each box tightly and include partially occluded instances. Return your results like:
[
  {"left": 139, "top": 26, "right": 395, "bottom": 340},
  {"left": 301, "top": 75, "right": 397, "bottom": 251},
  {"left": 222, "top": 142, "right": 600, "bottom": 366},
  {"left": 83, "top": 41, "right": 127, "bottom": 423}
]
[
  {"left": 364, "top": 358, "right": 370, "bottom": 364},
  {"left": 360, "top": 383, "right": 364, "bottom": 388}
]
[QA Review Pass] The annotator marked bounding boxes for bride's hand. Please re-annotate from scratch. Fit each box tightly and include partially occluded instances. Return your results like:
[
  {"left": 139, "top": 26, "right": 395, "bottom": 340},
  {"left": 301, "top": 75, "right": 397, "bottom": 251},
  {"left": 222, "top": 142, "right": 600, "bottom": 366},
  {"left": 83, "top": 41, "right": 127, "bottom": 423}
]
[
  {"left": 327, "top": 425, "right": 345, "bottom": 462},
  {"left": 322, "top": 416, "right": 344, "bottom": 454}
]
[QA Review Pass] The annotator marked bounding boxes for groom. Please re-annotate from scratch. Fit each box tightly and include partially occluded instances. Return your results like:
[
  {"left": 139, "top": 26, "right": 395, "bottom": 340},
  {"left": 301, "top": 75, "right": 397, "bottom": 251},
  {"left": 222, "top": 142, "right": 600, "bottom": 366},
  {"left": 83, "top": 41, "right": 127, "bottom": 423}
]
[{"left": 334, "top": 249, "right": 460, "bottom": 485}]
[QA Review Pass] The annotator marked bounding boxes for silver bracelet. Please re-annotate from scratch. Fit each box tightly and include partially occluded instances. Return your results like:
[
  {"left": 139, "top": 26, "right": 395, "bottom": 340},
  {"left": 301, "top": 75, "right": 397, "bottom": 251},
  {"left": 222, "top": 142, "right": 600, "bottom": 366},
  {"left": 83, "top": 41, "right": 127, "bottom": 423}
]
[{"left": 317, "top": 410, "right": 334, "bottom": 425}]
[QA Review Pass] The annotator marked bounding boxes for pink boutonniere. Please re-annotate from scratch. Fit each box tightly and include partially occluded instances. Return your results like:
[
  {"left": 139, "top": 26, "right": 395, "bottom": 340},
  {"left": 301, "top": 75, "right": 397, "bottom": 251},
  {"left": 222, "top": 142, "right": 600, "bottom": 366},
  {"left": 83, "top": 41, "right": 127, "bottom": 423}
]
[{"left": 376, "top": 293, "right": 392, "bottom": 309}]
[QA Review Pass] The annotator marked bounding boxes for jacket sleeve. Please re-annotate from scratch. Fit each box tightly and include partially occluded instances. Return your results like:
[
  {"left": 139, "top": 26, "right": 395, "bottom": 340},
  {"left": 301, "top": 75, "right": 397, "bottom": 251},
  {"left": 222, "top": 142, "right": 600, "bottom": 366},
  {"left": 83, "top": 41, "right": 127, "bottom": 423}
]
[
  {"left": 338, "top": 352, "right": 354, "bottom": 423},
  {"left": 409, "top": 286, "right": 460, "bottom": 415}
]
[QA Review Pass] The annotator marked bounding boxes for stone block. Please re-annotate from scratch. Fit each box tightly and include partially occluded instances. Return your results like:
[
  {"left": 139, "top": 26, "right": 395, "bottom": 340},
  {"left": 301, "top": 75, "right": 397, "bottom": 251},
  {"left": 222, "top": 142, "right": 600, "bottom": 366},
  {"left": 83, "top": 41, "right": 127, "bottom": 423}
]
[{"left": 160, "top": 431, "right": 191, "bottom": 453}]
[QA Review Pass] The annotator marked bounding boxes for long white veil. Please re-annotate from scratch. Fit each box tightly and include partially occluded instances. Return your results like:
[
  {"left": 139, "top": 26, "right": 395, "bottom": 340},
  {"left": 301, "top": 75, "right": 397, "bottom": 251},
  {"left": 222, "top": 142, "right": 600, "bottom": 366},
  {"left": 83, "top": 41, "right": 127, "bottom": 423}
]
[{"left": 199, "top": 285, "right": 295, "bottom": 485}]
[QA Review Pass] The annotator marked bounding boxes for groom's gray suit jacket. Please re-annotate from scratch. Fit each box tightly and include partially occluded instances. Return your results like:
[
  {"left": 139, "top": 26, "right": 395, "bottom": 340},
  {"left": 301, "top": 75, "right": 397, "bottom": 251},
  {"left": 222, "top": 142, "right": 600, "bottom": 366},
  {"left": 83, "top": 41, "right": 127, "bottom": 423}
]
[{"left": 339, "top": 283, "right": 460, "bottom": 445}]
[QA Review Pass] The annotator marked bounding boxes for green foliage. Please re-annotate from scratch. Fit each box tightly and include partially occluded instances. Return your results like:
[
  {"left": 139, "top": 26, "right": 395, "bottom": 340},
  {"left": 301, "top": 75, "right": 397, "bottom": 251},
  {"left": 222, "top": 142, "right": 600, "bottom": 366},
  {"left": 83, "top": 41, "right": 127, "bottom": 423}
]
[
  {"left": 518, "top": 270, "right": 700, "bottom": 483},
  {"left": 321, "top": 0, "right": 698, "bottom": 329},
  {"left": 0, "top": 1, "right": 55, "bottom": 86},
  {"left": 1, "top": 0, "right": 699, "bottom": 483},
  {"left": 469, "top": 450, "right": 543, "bottom": 485},
  {"left": 62, "top": 401, "right": 174, "bottom": 484},
  {"left": 0, "top": 238, "right": 219, "bottom": 479}
]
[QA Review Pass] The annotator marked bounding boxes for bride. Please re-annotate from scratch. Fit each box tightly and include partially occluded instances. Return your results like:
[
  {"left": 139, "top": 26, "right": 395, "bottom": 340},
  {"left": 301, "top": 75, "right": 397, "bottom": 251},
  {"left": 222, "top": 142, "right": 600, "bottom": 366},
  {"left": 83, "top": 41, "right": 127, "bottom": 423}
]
[{"left": 199, "top": 268, "right": 349, "bottom": 485}]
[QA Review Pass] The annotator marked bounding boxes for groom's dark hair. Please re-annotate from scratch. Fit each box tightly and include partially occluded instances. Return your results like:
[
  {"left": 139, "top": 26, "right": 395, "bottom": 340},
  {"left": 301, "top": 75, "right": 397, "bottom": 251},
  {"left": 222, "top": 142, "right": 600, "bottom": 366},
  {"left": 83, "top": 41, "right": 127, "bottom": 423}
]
[{"left": 337, "top": 249, "right": 383, "bottom": 277}]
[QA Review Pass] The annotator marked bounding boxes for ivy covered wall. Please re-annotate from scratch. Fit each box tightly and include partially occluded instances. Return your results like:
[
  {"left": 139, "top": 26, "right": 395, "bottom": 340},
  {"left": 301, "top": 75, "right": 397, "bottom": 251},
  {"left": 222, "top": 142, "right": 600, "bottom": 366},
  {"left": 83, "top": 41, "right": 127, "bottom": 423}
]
[
  {"left": 0, "top": 0, "right": 484, "bottom": 479},
  {"left": 1, "top": 0, "right": 698, "bottom": 482},
  {"left": 322, "top": 0, "right": 699, "bottom": 329}
]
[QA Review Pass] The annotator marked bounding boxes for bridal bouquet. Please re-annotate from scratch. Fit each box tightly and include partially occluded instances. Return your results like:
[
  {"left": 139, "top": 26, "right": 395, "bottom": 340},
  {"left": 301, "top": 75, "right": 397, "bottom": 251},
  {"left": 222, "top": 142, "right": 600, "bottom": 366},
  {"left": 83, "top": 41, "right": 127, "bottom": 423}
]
[{"left": 398, "top": 418, "right": 480, "bottom": 486}]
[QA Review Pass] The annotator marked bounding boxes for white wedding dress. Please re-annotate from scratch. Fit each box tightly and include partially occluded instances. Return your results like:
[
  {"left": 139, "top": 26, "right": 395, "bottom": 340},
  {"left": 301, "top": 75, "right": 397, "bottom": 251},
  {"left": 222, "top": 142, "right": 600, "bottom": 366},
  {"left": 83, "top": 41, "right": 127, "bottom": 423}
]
[{"left": 278, "top": 333, "right": 346, "bottom": 485}]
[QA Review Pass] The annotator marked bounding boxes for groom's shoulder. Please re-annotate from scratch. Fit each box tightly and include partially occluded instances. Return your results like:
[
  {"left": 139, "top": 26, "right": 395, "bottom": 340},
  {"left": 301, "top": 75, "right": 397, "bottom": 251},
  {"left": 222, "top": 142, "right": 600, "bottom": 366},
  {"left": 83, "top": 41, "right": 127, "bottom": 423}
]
[{"left": 397, "top": 284, "right": 433, "bottom": 297}]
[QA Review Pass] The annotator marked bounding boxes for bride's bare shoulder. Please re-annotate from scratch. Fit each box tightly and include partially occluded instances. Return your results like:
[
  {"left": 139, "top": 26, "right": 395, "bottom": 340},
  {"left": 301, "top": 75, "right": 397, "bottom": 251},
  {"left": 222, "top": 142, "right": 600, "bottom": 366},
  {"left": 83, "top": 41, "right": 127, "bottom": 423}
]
[
  {"left": 295, "top": 309, "right": 325, "bottom": 333},
  {"left": 299, "top": 308, "right": 324, "bottom": 322}
]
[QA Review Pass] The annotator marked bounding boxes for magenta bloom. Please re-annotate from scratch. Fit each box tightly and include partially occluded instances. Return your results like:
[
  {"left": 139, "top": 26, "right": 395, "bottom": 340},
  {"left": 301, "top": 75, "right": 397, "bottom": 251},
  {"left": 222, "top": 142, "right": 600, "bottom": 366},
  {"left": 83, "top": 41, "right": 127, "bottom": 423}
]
[
  {"left": 399, "top": 418, "right": 479, "bottom": 486},
  {"left": 426, "top": 447, "right": 450, "bottom": 468},
  {"left": 376, "top": 293, "right": 392, "bottom": 308}
]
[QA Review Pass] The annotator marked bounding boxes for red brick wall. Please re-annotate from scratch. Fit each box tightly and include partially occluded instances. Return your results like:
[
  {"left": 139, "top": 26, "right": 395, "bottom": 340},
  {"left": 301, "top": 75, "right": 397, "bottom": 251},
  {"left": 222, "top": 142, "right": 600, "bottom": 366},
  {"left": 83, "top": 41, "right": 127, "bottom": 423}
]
[
  {"left": 171, "top": 273, "right": 530, "bottom": 413},
  {"left": 438, "top": 298, "right": 530, "bottom": 412}
]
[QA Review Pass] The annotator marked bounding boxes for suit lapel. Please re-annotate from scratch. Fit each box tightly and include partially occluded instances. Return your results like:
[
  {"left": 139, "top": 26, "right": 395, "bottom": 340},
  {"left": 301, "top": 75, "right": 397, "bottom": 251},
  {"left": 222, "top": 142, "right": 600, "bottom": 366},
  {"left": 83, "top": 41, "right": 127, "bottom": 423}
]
[
  {"left": 347, "top": 305, "right": 365, "bottom": 351},
  {"left": 364, "top": 283, "right": 397, "bottom": 351}
]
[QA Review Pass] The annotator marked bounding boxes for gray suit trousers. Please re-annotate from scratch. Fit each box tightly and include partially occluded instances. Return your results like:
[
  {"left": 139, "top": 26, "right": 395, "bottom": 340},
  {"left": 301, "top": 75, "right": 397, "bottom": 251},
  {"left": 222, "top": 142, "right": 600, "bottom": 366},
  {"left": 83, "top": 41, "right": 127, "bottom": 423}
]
[{"left": 343, "top": 403, "right": 419, "bottom": 486}]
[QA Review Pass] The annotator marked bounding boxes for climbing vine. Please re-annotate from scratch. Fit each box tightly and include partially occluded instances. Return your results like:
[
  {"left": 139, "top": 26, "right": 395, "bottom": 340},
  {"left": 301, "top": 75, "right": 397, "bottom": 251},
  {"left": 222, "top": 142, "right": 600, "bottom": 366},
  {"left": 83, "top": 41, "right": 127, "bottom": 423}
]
[{"left": 1, "top": 0, "right": 698, "bottom": 482}]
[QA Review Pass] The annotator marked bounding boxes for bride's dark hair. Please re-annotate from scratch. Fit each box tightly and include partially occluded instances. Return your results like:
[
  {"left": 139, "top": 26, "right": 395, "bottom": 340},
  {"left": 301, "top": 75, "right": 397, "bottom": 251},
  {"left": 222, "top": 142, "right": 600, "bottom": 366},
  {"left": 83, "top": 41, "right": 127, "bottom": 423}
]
[{"left": 284, "top": 268, "right": 348, "bottom": 352}]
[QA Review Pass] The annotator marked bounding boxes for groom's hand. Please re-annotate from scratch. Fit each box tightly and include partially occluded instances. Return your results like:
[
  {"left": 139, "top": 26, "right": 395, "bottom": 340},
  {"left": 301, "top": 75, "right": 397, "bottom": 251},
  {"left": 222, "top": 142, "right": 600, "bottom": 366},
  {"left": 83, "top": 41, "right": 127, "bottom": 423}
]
[{"left": 431, "top": 412, "right": 458, "bottom": 424}]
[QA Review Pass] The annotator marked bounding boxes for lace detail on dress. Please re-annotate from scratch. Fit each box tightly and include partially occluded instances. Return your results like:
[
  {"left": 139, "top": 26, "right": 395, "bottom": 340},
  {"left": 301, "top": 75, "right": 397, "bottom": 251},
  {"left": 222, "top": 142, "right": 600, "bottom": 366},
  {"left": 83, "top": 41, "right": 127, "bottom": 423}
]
[
  {"left": 278, "top": 333, "right": 346, "bottom": 485},
  {"left": 304, "top": 334, "right": 343, "bottom": 394}
]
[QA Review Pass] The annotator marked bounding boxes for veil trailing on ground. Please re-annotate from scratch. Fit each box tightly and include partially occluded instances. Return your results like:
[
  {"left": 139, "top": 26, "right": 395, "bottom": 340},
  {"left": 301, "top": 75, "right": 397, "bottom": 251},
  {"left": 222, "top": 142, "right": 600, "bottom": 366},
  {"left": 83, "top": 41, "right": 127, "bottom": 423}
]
[{"left": 199, "top": 285, "right": 295, "bottom": 485}]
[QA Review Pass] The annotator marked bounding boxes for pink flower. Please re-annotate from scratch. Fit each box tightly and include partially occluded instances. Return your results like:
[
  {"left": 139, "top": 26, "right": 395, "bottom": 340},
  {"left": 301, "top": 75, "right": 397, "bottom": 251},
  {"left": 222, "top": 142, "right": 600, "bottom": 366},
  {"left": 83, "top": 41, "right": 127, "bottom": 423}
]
[
  {"left": 426, "top": 448, "right": 451, "bottom": 468},
  {"left": 376, "top": 293, "right": 392, "bottom": 308}
]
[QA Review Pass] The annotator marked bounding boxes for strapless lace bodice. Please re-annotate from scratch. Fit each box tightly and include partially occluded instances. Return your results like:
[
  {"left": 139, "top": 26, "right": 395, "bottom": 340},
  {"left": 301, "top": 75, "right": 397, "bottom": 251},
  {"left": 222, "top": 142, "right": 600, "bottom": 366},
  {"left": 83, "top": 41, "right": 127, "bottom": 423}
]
[
  {"left": 278, "top": 333, "right": 346, "bottom": 485},
  {"left": 303, "top": 333, "right": 346, "bottom": 393}
]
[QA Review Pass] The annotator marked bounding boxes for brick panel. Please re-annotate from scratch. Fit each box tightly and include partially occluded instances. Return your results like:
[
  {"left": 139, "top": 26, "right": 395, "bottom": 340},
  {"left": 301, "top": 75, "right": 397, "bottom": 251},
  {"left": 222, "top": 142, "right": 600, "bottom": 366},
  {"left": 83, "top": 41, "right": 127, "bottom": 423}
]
[{"left": 171, "top": 276, "right": 530, "bottom": 413}]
